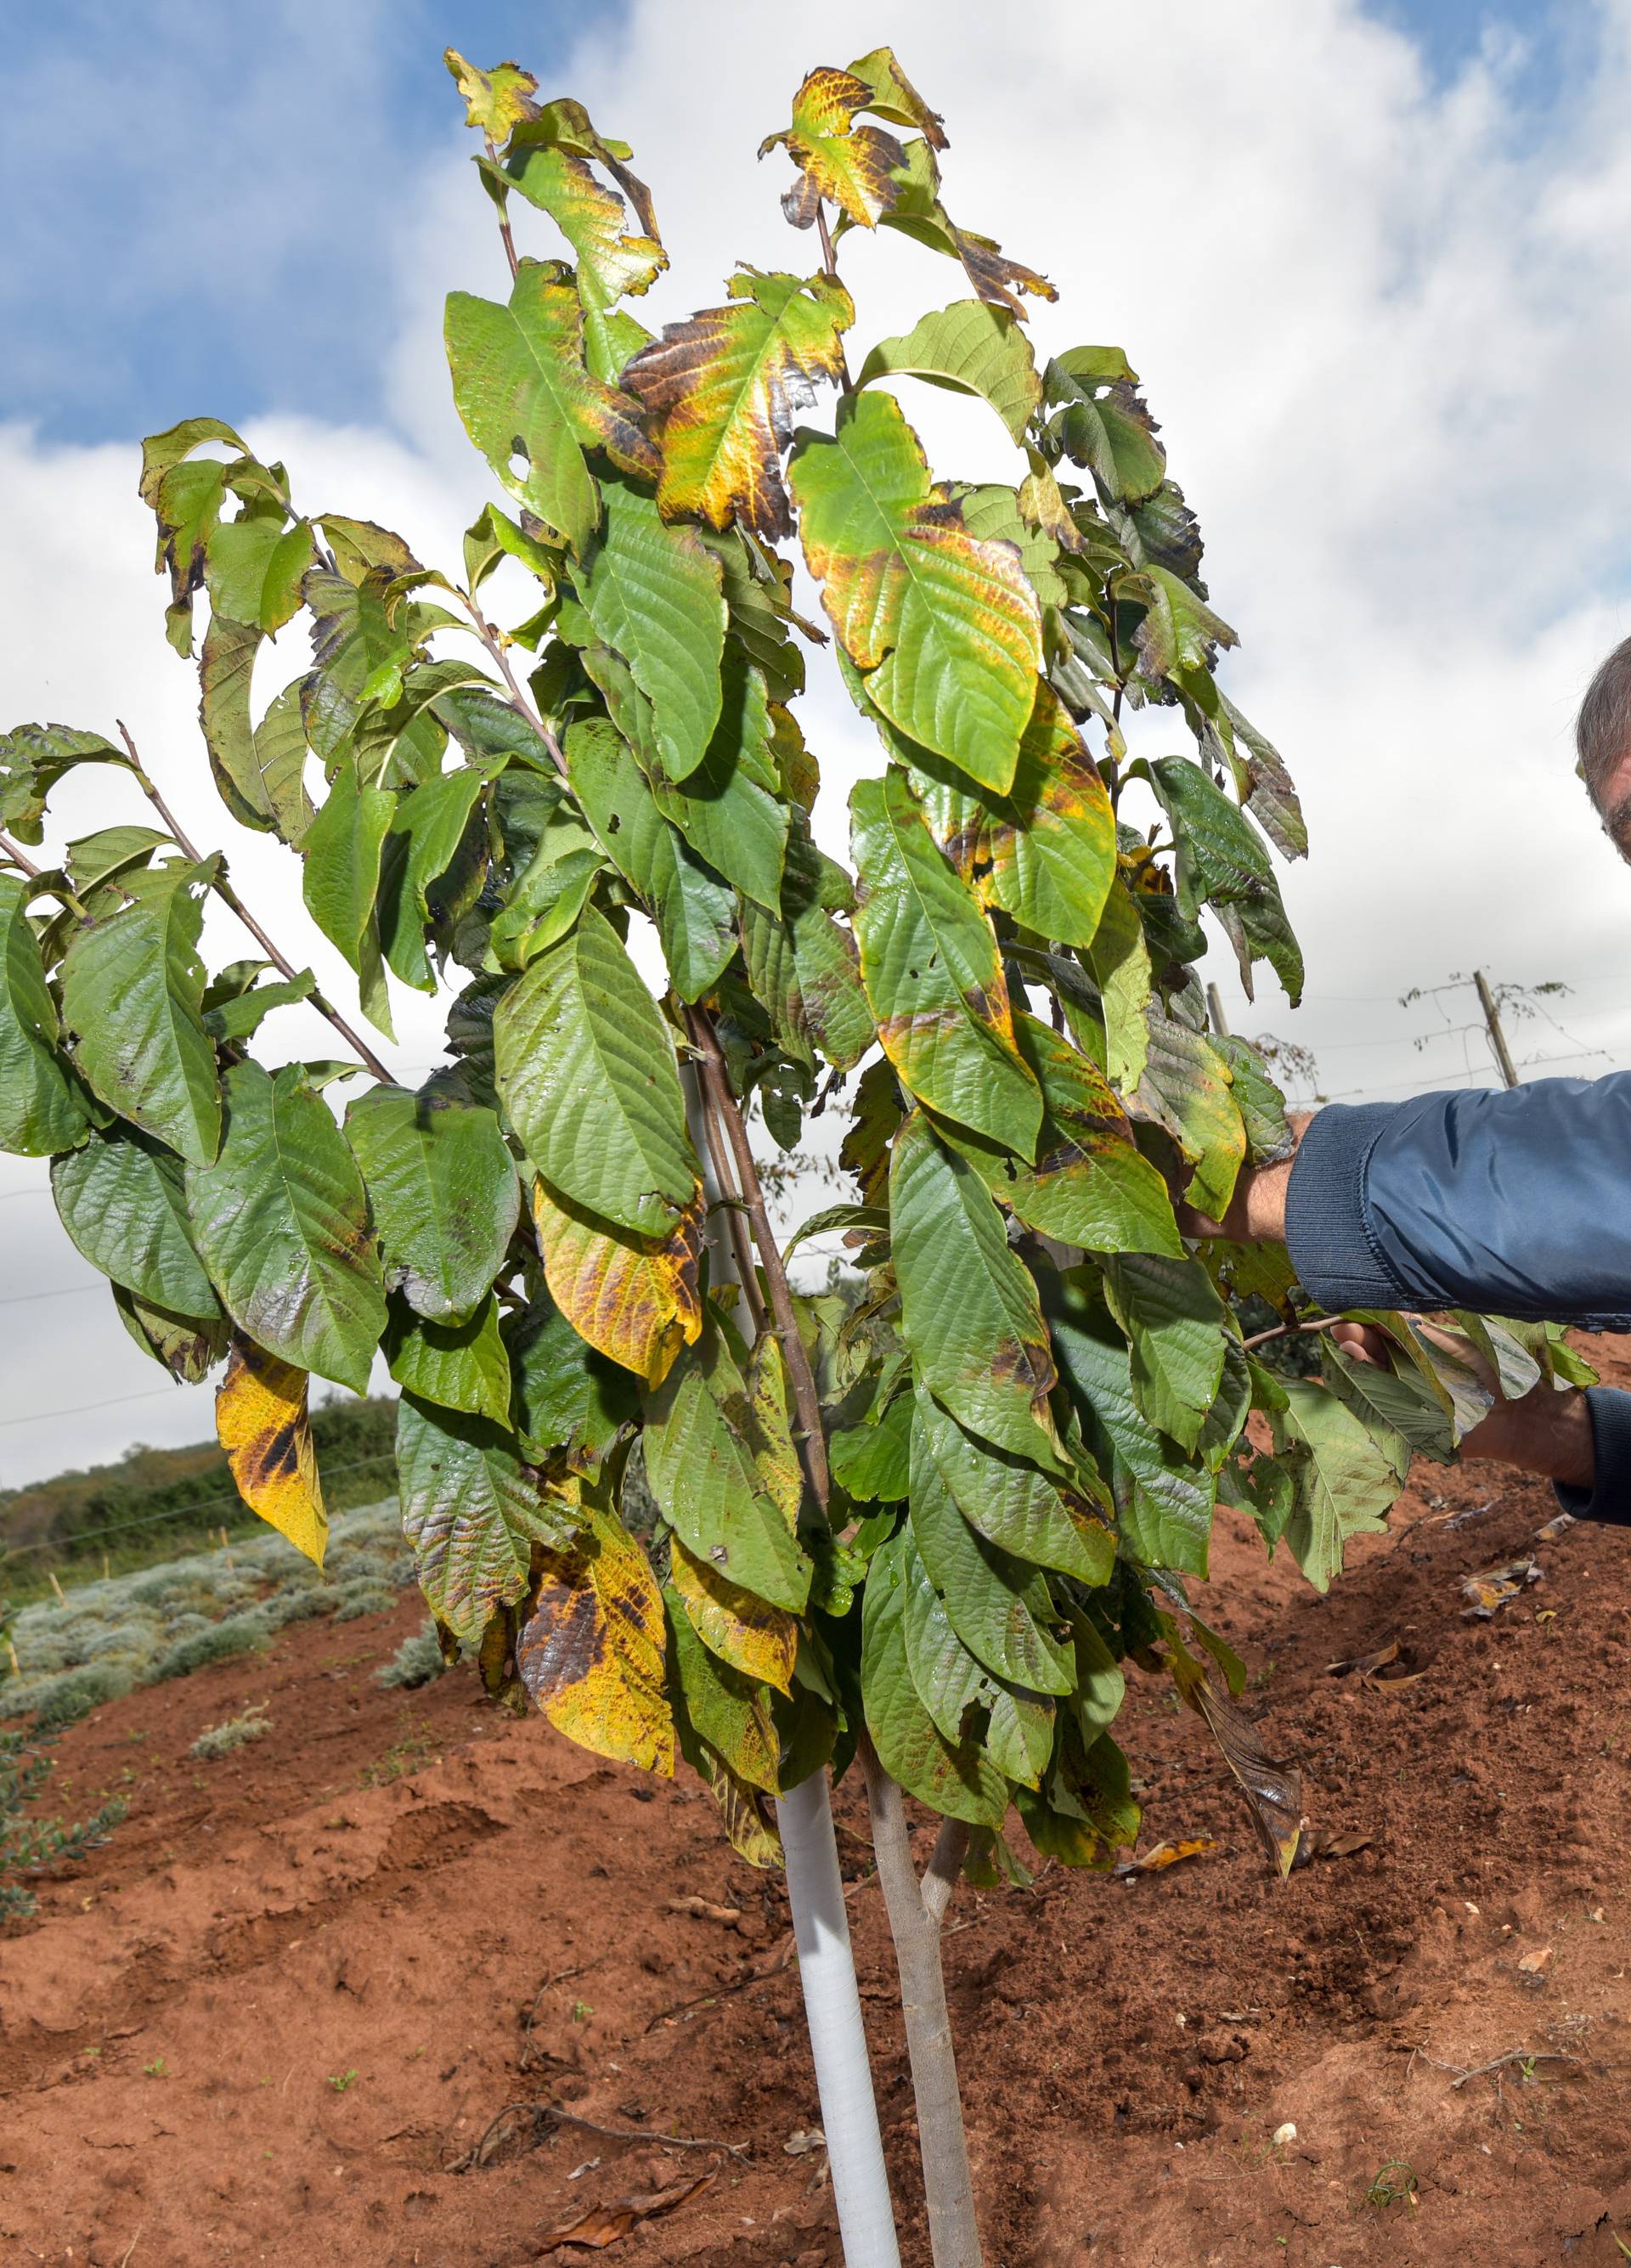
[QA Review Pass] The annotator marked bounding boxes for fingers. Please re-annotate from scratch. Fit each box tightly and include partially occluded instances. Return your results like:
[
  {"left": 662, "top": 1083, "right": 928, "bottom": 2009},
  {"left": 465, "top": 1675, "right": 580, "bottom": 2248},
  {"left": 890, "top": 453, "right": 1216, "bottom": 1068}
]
[{"left": 1330, "top": 1321, "right": 1389, "bottom": 1368}]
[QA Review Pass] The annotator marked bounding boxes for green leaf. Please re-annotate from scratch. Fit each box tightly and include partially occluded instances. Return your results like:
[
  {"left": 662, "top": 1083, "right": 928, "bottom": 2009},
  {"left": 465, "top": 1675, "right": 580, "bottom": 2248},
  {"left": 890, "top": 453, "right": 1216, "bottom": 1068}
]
[
  {"left": 565, "top": 719, "right": 736, "bottom": 1000},
  {"left": 1, "top": 724, "right": 130, "bottom": 846},
  {"left": 0, "top": 876, "right": 88, "bottom": 1155},
  {"left": 375, "top": 760, "right": 499, "bottom": 992},
  {"left": 1134, "top": 1009, "right": 1245, "bottom": 1221},
  {"left": 444, "top": 263, "right": 659, "bottom": 552},
  {"left": 383, "top": 1292, "right": 511, "bottom": 1422},
  {"left": 396, "top": 1391, "right": 569, "bottom": 1643},
  {"left": 740, "top": 823, "right": 872, "bottom": 1072},
  {"left": 505, "top": 1292, "right": 638, "bottom": 1464},
  {"left": 624, "top": 268, "right": 852, "bottom": 540},
  {"left": 1082, "top": 879, "right": 1151, "bottom": 1095},
  {"left": 1210, "top": 1034, "right": 1294, "bottom": 1164},
  {"left": 1045, "top": 351, "right": 1166, "bottom": 503},
  {"left": 1015, "top": 1726, "right": 1139, "bottom": 1868},
  {"left": 61, "top": 861, "right": 221, "bottom": 1165},
  {"left": 642, "top": 1327, "right": 812, "bottom": 1612},
  {"left": 889, "top": 1110, "right": 1061, "bottom": 1467},
  {"left": 1148, "top": 757, "right": 1303, "bottom": 1005},
  {"left": 860, "top": 1526, "right": 1010, "bottom": 1827},
  {"left": 581, "top": 478, "right": 726, "bottom": 780},
  {"left": 829, "top": 1390, "right": 911, "bottom": 1503},
  {"left": 248, "top": 680, "right": 318, "bottom": 844},
  {"left": 184, "top": 1061, "right": 387, "bottom": 1394},
  {"left": 911, "top": 684, "right": 1116, "bottom": 950},
  {"left": 850, "top": 769, "right": 1041, "bottom": 1152},
  {"left": 343, "top": 1084, "right": 519, "bottom": 1321},
  {"left": 50, "top": 1126, "right": 219, "bottom": 1315},
  {"left": 1267, "top": 1378, "right": 1397, "bottom": 1594},
  {"left": 1132, "top": 565, "right": 1238, "bottom": 685},
  {"left": 896, "top": 1526, "right": 1053, "bottom": 1787},
  {"left": 908, "top": 1402, "right": 1074, "bottom": 1694},
  {"left": 197, "top": 613, "right": 277, "bottom": 833},
  {"left": 866, "top": 136, "right": 1057, "bottom": 320},
  {"left": 912, "top": 1385, "right": 1113, "bottom": 1584},
  {"left": 1044, "top": 1269, "right": 1215, "bottom": 1577},
  {"left": 858, "top": 296, "right": 1040, "bottom": 441},
  {"left": 791, "top": 390, "right": 1042, "bottom": 794},
  {"left": 204, "top": 516, "right": 316, "bottom": 635},
  {"left": 494, "top": 902, "right": 699, "bottom": 1236},
  {"left": 648, "top": 649, "right": 788, "bottom": 910},
  {"left": 204, "top": 970, "right": 316, "bottom": 1043},
  {"left": 969, "top": 1014, "right": 1183, "bottom": 1258},
  {"left": 302, "top": 758, "right": 395, "bottom": 971},
  {"left": 64, "top": 827, "right": 167, "bottom": 895},
  {"left": 1322, "top": 1346, "right": 1450, "bottom": 1478},
  {"left": 1103, "top": 1254, "right": 1227, "bottom": 1453}
]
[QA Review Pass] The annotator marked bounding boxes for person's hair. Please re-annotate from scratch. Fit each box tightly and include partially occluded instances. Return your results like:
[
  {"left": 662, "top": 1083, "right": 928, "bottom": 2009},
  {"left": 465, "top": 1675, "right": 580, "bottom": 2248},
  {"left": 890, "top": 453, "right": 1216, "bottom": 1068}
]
[{"left": 1576, "top": 635, "right": 1631, "bottom": 811}]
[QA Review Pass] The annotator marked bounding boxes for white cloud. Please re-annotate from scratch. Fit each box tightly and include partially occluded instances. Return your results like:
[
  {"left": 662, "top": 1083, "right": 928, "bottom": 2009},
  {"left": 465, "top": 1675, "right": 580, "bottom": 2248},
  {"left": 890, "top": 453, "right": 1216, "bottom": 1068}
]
[{"left": 8, "top": 0, "right": 1631, "bottom": 1483}]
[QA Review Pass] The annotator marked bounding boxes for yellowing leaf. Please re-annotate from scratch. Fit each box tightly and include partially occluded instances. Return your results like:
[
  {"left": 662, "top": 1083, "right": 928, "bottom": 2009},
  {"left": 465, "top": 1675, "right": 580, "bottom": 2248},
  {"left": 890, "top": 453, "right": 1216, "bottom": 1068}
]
[
  {"left": 669, "top": 1534, "right": 799, "bottom": 1695},
  {"left": 793, "top": 391, "right": 1041, "bottom": 795},
  {"left": 911, "top": 682, "right": 1116, "bottom": 950},
  {"left": 531, "top": 1176, "right": 703, "bottom": 1386},
  {"left": 844, "top": 47, "right": 947, "bottom": 145},
  {"left": 760, "top": 67, "right": 907, "bottom": 229},
  {"left": 625, "top": 270, "right": 853, "bottom": 541},
  {"left": 444, "top": 48, "right": 539, "bottom": 144},
  {"left": 518, "top": 1498, "right": 674, "bottom": 1774},
  {"left": 502, "top": 133, "right": 667, "bottom": 313},
  {"left": 216, "top": 1335, "right": 327, "bottom": 1568}
]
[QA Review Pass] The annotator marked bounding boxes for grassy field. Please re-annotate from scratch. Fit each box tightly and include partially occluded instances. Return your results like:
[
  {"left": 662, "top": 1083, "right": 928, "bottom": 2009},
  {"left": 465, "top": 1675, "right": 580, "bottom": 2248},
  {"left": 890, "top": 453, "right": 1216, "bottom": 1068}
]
[{"left": 0, "top": 1498, "right": 423, "bottom": 1724}]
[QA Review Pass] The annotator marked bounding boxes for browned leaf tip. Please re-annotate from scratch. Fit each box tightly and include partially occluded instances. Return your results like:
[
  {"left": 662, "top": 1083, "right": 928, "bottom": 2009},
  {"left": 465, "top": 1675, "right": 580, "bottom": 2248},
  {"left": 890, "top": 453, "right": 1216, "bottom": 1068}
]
[{"left": 534, "top": 2170, "right": 716, "bottom": 2254}]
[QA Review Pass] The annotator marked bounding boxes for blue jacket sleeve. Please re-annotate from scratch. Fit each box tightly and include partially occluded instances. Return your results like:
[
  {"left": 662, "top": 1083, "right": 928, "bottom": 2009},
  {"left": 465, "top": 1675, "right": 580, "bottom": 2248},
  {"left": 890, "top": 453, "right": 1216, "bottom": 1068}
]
[
  {"left": 1283, "top": 1074, "right": 1631, "bottom": 1329},
  {"left": 1555, "top": 1389, "right": 1631, "bottom": 1526}
]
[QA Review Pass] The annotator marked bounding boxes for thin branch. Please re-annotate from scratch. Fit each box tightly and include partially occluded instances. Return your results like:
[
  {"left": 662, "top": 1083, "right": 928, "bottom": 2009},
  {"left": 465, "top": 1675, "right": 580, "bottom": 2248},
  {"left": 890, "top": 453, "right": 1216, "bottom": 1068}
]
[
  {"left": 0, "top": 831, "right": 42, "bottom": 879},
  {"left": 813, "top": 201, "right": 855, "bottom": 393},
  {"left": 115, "top": 722, "right": 393, "bottom": 1084},
  {"left": 483, "top": 138, "right": 522, "bottom": 282},
  {"left": 1241, "top": 1316, "right": 1344, "bottom": 1355},
  {"left": 683, "top": 1004, "right": 831, "bottom": 1510},
  {"left": 452, "top": 594, "right": 568, "bottom": 778}
]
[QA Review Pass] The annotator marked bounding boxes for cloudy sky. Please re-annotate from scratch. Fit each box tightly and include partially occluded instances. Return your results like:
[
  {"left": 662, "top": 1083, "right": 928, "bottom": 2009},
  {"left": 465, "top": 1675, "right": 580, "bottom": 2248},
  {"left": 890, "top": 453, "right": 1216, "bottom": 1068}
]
[{"left": 4, "top": 0, "right": 1629, "bottom": 1490}]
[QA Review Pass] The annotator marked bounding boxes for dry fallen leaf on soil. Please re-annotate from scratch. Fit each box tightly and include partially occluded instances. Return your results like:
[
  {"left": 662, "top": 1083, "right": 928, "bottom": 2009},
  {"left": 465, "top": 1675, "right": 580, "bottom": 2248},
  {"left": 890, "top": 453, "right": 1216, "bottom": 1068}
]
[
  {"left": 1325, "top": 1638, "right": 1401, "bottom": 1678},
  {"left": 1461, "top": 1559, "right": 1541, "bottom": 1618},
  {"left": 1517, "top": 1945, "right": 1554, "bottom": 1977},
  {"left": 1113, "top": 1837, "right": 1220, "bottom": 1879},
  {"left": 534, "top": 2171, "right": 717, "bottom": 2254},
  {"left": 783, "top": 2127, "right": 827, "bottom": 2155},
  {"left": 1293, "top": 1828, "right": 1376, "bottom": 1867}
]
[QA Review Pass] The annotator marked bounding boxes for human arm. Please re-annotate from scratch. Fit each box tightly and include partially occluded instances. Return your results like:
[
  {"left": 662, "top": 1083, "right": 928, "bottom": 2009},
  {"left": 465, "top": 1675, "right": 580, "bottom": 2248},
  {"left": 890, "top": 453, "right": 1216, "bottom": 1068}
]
[{"left": 1204, "top": 1076, "right": 1631, "bottom": 1520}]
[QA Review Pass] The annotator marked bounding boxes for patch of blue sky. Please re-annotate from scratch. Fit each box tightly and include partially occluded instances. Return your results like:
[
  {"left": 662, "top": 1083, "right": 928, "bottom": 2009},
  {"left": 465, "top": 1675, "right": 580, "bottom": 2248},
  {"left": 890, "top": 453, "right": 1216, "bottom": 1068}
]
[
  {"left": 2, "top": 0, "right": 628, "bottom": 446},
  {"left": 1367, "top": 0, "right": 1585, "bottom": 110}
]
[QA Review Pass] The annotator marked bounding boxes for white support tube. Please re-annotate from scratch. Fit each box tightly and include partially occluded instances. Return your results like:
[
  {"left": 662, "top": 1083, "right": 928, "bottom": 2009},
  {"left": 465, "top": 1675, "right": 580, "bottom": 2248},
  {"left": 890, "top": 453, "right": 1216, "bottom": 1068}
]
[
  {"left": 777, "top": 1769, "right": 902, "bottom": 2268},
  {"left": 684, "top": 1066, "right": 899, "bottom": 2263}
]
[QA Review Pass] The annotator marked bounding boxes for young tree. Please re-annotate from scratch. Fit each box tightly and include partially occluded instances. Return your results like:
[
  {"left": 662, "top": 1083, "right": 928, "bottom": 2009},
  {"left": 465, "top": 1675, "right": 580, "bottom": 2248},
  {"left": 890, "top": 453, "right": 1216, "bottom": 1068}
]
[{"left": 0, "top": 45, "right": 1586, "bottom": 2265}]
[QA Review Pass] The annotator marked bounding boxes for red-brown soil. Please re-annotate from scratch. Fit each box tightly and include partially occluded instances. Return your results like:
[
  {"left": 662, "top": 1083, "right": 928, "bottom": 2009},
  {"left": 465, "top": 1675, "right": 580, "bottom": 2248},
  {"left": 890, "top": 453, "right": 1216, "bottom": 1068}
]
[{"left": 7, "top": 1349, "right": 1631, "bottom": 2267}]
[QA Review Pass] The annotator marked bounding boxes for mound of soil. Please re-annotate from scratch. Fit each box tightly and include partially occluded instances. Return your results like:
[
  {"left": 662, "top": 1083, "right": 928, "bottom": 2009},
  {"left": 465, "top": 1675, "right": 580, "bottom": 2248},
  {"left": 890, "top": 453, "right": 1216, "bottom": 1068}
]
[{"left": 6, "top": 1345, "right": 1631, "bottom": 2266}]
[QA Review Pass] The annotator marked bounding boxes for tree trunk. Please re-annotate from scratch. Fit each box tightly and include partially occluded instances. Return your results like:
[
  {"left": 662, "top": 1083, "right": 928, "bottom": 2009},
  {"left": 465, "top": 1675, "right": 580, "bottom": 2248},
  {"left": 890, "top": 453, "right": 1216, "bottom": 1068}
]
[{"left": 861, "top": 1738, "right": 984, "bottom": 2268}]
